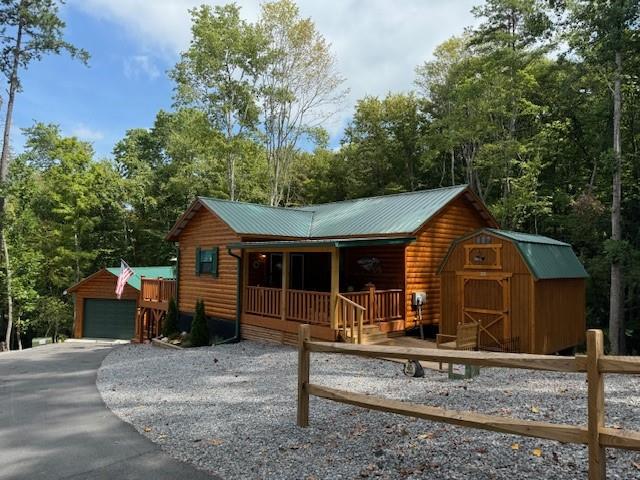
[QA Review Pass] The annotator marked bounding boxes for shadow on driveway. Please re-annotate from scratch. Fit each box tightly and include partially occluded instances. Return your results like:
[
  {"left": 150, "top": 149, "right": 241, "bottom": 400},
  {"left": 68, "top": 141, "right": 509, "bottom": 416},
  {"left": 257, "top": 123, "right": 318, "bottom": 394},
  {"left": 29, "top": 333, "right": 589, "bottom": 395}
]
[{"left": 0, "top": 343, "right": 217, "bottom": 480}]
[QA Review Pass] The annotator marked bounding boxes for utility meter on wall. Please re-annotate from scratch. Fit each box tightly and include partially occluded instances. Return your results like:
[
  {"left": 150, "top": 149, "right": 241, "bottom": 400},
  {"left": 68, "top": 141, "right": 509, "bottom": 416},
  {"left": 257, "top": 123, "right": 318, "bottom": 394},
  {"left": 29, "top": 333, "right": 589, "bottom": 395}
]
[{"left": 411, "top": 291, "right": 427, "bottom": 307}]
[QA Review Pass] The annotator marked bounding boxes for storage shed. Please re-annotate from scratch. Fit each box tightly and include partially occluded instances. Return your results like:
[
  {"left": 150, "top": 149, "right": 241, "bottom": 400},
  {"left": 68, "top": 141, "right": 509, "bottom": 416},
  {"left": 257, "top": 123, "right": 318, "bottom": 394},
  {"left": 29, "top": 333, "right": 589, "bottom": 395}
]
[
  {"left": 66, "top": 266, "right": 174, "bottom": 340},
  {"left": 438, "top": 228, "right": 588, "bottom": 354}
]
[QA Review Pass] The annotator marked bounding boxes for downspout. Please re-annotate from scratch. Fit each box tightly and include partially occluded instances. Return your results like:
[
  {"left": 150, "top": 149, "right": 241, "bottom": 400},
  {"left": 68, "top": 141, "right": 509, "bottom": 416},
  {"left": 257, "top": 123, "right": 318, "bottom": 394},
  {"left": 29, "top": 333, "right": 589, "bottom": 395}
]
[{"left": 215, "top": 247, "right": 242, "bottom": 345}]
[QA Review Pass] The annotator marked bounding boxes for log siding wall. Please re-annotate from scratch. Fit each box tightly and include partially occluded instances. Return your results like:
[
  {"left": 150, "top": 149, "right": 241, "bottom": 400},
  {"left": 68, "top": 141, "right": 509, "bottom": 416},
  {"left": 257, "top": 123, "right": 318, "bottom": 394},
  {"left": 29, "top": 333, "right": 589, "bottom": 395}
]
[
  {"left": 405, "top": 196, "right": 491, "bottom": 329},
  {"left": 177, "top": 207, "right": 241, "bottom": 320}
]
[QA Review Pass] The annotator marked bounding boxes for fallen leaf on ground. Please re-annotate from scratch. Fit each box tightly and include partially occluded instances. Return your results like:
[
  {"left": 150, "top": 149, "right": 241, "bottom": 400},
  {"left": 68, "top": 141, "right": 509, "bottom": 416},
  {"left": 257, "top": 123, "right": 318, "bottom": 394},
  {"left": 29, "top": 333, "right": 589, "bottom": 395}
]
[
  {"left": 632, "top": 461, "right": 640, "bottom": 470},
  {"left": 143, "top": 427, "right": 152, "bottom": 432},
  {"left": 531, "top": 406, "right": 540, "bottom": 414},
  {"left": 532, "top": 448, "right": 543, "bottom": 457},
  {"left": 418, "top": 433, "right": 434, "bottom": 440},
  {"left": 208, "top": 439, "right": 224, "bottom": 446},
  {"left": 511, "top": 443, "right": 520, "bottom": 450}
]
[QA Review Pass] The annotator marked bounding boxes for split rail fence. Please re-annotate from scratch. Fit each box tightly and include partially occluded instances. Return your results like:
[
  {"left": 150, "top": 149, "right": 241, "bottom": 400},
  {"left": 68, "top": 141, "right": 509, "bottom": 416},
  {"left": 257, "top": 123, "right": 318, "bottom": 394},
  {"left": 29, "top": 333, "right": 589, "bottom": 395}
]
[{"left": 296, "top": 325, "right": 640, "bottom": 480}]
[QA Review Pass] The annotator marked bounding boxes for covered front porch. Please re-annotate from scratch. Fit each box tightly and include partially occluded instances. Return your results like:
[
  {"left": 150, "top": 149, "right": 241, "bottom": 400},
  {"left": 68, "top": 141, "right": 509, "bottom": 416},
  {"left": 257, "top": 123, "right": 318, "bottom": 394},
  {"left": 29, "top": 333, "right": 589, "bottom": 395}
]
[{"left": 231, "top": 237, "right": 413, "bottom": 344}]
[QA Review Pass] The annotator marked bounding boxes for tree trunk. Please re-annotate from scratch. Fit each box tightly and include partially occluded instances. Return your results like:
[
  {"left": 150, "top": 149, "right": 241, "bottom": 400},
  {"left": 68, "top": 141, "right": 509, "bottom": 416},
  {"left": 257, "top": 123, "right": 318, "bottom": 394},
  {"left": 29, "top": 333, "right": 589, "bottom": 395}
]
[
  {"left": 609, "top": 50, "right": 624, "bottom": 354},
  {"left": 0, "top": 20, "right": 22, "bottom": 351},
  {"left": 2, "top": 230, "right": 13, "bottom": 349},
  {"left": 0, "top": 22, "right": 22, "bottom": 183},
  {"left": 450, "top": 149, "right": 455, "bottom": 186}
]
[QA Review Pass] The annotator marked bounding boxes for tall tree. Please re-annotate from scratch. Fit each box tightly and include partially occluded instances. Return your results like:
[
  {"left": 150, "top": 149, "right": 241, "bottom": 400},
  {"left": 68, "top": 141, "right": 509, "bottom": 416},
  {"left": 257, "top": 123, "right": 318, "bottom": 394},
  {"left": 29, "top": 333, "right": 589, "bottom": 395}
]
[
  {"left": 564, "top": 0, "right": 640, "bottom": 353},
  {"left": 258, "top": 0, "right": 347, "bottom": 205},
  {"left": 0, "top": 0, "right": 88, "bottom": 350},
  {"left": 171, "top": 3, "right": 265, "bottom": 201}
]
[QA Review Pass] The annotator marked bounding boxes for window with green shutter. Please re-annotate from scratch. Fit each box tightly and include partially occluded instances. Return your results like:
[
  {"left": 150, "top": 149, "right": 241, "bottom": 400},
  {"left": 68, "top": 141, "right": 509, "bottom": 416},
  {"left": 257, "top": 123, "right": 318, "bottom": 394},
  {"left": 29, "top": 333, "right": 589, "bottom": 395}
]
[{"left": 196, "top": 247, "right": 219, "bottom": 277}]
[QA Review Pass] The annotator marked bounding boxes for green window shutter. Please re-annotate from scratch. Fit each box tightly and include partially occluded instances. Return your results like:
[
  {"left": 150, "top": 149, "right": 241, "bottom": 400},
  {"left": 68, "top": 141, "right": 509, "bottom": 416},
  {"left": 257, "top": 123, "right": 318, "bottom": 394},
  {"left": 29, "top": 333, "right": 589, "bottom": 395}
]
[
  {"left": 212, "top": 247, "right": 219, "bottom": 277},
  {"left": 195, "top": 247, "right": 201, "bottom": 276}
]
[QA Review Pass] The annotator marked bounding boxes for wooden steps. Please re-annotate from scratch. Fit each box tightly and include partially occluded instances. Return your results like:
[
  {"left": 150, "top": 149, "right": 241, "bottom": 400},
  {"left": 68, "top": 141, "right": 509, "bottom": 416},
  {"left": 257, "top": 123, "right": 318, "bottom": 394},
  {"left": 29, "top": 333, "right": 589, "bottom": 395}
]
[{"left": 344, "top": 324, "right": 389, "bottom": 345}]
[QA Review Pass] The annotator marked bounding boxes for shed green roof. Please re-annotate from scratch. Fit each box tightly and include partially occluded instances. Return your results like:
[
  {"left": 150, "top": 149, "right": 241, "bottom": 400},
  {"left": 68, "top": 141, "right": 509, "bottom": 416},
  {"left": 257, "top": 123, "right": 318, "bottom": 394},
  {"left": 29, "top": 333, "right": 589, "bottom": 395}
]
[
  {"left": 442, "top": 228, "right": 588, "bottom": 280},
  {"left": 183, "top": 185, "right": 485, "bottom": 240},
  {"left": 106, "top": 266, "right": 175, "bottom": 290}
]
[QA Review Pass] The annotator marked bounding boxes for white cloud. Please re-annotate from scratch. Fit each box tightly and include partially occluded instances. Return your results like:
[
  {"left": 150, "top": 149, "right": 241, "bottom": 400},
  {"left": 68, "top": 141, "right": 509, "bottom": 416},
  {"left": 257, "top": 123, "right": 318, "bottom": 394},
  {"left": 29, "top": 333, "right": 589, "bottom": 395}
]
[
  {"left": 71, "top": 124, "right": 105, "bottom": 141},
  {"left": 68, "top": 0, "right": 481, "bottom": 133},
  {"left": 123, "top": 54, "right": 161, "bottom": 80}
]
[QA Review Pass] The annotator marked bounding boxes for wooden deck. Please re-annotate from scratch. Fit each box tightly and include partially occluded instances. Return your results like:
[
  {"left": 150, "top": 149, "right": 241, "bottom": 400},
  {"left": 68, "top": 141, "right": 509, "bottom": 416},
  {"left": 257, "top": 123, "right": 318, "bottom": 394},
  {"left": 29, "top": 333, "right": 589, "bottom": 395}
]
[
  {"left": 135, "top": 278, "right": 177, "bottom": 341},
  {"left": 243, "top": 284, "right": 404, "bottom": 344}
]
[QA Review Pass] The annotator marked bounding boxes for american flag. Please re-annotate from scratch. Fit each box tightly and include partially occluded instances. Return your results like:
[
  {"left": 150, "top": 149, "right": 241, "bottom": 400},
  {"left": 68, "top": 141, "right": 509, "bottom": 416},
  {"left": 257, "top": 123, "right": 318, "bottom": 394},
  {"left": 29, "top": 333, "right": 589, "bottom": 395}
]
[{"left": 115, "top": 260, "right": 134, "bottom": 299}]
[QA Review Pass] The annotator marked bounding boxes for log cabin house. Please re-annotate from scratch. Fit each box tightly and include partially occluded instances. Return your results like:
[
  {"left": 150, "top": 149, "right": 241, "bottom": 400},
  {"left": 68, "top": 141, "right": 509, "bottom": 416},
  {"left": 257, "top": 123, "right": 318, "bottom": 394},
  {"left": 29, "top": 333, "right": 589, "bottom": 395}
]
[
  {"left": 163, "top": 184, "right": 499, "bottom": 345},
  {"left": 438, "top": 228, "right": 588, "bottom": 354}
]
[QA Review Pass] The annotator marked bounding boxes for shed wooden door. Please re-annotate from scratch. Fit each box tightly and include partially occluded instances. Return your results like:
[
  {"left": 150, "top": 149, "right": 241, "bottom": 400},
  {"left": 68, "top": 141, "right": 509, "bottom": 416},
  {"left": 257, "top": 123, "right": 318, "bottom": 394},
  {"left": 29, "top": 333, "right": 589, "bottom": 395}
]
[
  {"left": 83, "top": 299, "right": 136, "bottom": 339},
  {"left": 459, "top": 274, "right": 511, "bottom": 349}
]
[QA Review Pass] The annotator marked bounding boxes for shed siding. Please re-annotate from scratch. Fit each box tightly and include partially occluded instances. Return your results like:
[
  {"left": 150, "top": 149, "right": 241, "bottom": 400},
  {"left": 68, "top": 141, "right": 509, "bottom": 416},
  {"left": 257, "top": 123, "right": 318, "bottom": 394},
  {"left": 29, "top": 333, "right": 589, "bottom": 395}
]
[
  {"left": 177, "top": 207, "right": 241, "bottom": 320},
  {"left": 534, "top": 278, "right": 586, "bottom": 354},
  {"left": 439, "top": 234, "right": 531, "bottom": 345},
  {"left": 72, "top": 270, "right": 139, "bottom": 338},
  {"left": 405, "top": 196, "right": 491, "bottom": 329}
]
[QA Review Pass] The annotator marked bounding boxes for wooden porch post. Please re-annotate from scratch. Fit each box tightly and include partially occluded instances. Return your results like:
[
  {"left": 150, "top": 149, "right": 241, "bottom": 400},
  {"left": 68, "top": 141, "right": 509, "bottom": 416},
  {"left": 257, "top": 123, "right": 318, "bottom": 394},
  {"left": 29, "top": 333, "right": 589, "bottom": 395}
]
[
  {"left": 281, "top": 252, "right": 289, "bottom": 324},
  {"left": 367, "top": 282, "right": 376, "bottom": 325},
  {"left": 330, "top": 248, "right": 340, "bottom": 330}
]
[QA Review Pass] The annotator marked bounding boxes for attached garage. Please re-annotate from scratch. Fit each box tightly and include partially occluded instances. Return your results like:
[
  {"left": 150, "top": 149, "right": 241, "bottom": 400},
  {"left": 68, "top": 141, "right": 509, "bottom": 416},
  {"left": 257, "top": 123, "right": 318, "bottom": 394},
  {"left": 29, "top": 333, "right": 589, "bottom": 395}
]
[{"left": 66, "top": 266, "right": 174, "bottom": 340}]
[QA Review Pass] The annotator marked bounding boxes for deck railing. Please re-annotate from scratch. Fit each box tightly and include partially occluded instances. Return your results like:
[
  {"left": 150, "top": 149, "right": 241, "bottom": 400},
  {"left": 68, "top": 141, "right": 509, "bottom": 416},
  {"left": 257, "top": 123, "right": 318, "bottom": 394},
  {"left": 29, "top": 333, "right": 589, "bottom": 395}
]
[
  {"left": 244, "top": 285, "right": 403, "bottom": 327},
  {"left": 342, "top": 288, "right": 403, "bottom": 324},
  {"left": 140, "top": 278, "right": 176, "bottom": 308},
  {"left": 245, "top": 286, "right": 282, "bottom": 318},
  {"left": 296, "top": 326, "right": 640, "bottom": 480},
  {"left": 287, "top": 289, "right": 331, "bottom": 324}
]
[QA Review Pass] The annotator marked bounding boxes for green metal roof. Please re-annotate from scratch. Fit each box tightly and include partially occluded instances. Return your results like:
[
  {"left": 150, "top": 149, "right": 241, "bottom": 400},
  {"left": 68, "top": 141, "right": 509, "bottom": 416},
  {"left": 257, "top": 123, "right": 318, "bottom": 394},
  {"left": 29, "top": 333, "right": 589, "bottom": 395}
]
[
  {"left": 200, "top": 197, "right": 313, "bottom": 237},
  {"left": 228, "top": 237, "right": 416, "bottom": 250},
  {"left": 106, "top": 266, "right": 175, "bottom": 290},
  {"left": 440, "top": 228, "right": 588, "bottom": 280},
  {"left": 198, "top": 185, "right": 472, "bottom": 239},
  {"left": 485, "top": 228, "right": 569, "bottom": 246}
]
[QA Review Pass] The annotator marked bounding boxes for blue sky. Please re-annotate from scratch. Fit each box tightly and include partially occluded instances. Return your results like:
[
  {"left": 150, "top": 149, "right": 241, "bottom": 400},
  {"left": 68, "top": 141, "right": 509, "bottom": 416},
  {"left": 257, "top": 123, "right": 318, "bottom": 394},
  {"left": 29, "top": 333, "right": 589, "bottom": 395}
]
[{"left": 12, "top": 0, "right": 480, "bottom": 159}]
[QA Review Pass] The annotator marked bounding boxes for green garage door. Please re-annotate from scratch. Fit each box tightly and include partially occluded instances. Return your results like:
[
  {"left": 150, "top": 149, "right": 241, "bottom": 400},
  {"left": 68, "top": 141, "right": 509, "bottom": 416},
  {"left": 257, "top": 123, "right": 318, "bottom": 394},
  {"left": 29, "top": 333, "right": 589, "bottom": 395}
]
[{"left": 83, "top": 299, "right": 136, "bottom": 339}]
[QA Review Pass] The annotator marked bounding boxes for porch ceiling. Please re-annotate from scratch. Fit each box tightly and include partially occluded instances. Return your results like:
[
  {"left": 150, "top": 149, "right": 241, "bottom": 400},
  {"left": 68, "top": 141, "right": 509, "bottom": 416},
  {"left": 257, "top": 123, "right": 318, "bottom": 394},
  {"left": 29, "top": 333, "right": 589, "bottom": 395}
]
[{"left": 228, "top": 236, "right": 415, "bottom": 251}]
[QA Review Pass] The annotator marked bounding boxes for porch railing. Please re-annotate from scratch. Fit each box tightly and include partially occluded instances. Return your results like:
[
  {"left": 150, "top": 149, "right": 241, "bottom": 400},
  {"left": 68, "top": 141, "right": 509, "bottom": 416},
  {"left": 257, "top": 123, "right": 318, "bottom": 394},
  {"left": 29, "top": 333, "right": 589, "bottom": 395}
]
[
  {"left": 244, "top": 285, "right": 403, "bottom": 328},
  {"left": 140, "top": 278, "right": 176, "bottom": 308},
  {"left": 245, "top": 286, "right": 281, "bottom": 318},
  {"left": 342, "top": 288, "right": 403, "bottom": 324},
  {"left": 287, "top": 289, "right": 331, "bottom": 324}
]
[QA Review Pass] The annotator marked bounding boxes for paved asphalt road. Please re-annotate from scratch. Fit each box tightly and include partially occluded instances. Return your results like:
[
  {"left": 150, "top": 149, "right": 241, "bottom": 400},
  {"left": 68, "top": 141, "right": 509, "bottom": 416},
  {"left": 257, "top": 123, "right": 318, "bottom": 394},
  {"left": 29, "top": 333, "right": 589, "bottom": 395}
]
[{"left": 0, "top": 342, "right": 216, "bottom": 480}]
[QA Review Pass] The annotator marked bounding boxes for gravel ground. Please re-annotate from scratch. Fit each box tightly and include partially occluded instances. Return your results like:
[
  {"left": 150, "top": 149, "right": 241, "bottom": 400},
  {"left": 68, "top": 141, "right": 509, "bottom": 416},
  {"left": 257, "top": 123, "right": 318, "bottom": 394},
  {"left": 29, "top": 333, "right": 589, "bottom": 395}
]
[{"left": 97, "top": 341, "right": 640, "bottom": 480}]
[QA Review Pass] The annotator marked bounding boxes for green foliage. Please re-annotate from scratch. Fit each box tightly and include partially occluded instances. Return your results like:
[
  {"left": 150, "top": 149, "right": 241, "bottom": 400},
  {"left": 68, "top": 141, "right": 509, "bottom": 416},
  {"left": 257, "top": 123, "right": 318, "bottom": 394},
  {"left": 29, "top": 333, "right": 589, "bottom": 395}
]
[
  {"left": 32, "top": 297, "right": 73, "bottom": 342},
  {"left": 3, "top": 0, "right": 640, "bottom": 354},
  {"left": 190, "top": 300, "right": 210, "bottom": 347},
  {"left": 162, "top": 297, "right": 179, "bottom": 338}
]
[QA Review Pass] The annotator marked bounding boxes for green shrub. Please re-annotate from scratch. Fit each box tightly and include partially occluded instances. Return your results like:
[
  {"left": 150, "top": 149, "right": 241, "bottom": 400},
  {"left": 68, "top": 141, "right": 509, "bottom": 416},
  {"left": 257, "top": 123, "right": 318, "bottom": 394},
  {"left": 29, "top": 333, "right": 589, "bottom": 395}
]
[
  {"left": 190, "top": 299, "right": 210, "bottom": 347},
  {"left": 162, "top": 297, "right": 179, "bottom": 337}
]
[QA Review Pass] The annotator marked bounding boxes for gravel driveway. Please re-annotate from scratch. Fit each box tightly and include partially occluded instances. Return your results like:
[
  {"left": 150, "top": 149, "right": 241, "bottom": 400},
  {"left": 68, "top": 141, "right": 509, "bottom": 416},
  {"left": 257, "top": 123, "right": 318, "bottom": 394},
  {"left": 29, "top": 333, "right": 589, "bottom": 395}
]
[{"left": 97, "top": 341, "right": 640, "bottom": 480}]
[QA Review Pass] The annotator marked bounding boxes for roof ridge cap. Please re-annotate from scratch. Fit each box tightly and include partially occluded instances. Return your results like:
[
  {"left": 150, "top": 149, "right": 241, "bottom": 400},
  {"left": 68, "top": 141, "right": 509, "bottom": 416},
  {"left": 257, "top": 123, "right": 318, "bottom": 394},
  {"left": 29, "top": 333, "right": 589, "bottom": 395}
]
[
  {"left": 301, "top": 184, "right": 468, "bottom": 210},
  {"left": 198, "top": 196, "right": 312, "bottom": 213},
  {"left": 486, "top": 228, "right": 569, "bottom": 246}
]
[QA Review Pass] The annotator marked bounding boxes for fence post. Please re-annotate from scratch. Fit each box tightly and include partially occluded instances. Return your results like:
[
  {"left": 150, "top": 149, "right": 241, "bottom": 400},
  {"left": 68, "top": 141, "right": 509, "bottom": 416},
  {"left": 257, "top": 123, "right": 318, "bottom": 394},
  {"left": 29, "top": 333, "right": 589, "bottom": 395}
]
[
  {"left": 587, "top": 329, "right": 605, "bottom": 480},
  {"left": 297, "top": 324, "right": 311, "bottom": 427}
]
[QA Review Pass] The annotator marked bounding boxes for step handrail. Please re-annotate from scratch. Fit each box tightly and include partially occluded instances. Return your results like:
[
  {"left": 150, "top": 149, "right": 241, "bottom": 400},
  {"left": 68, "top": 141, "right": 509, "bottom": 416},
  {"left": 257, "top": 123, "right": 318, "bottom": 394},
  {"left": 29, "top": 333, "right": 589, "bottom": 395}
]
[{"left": 336, "top": 294, "right": 366, "bottom": 344}]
